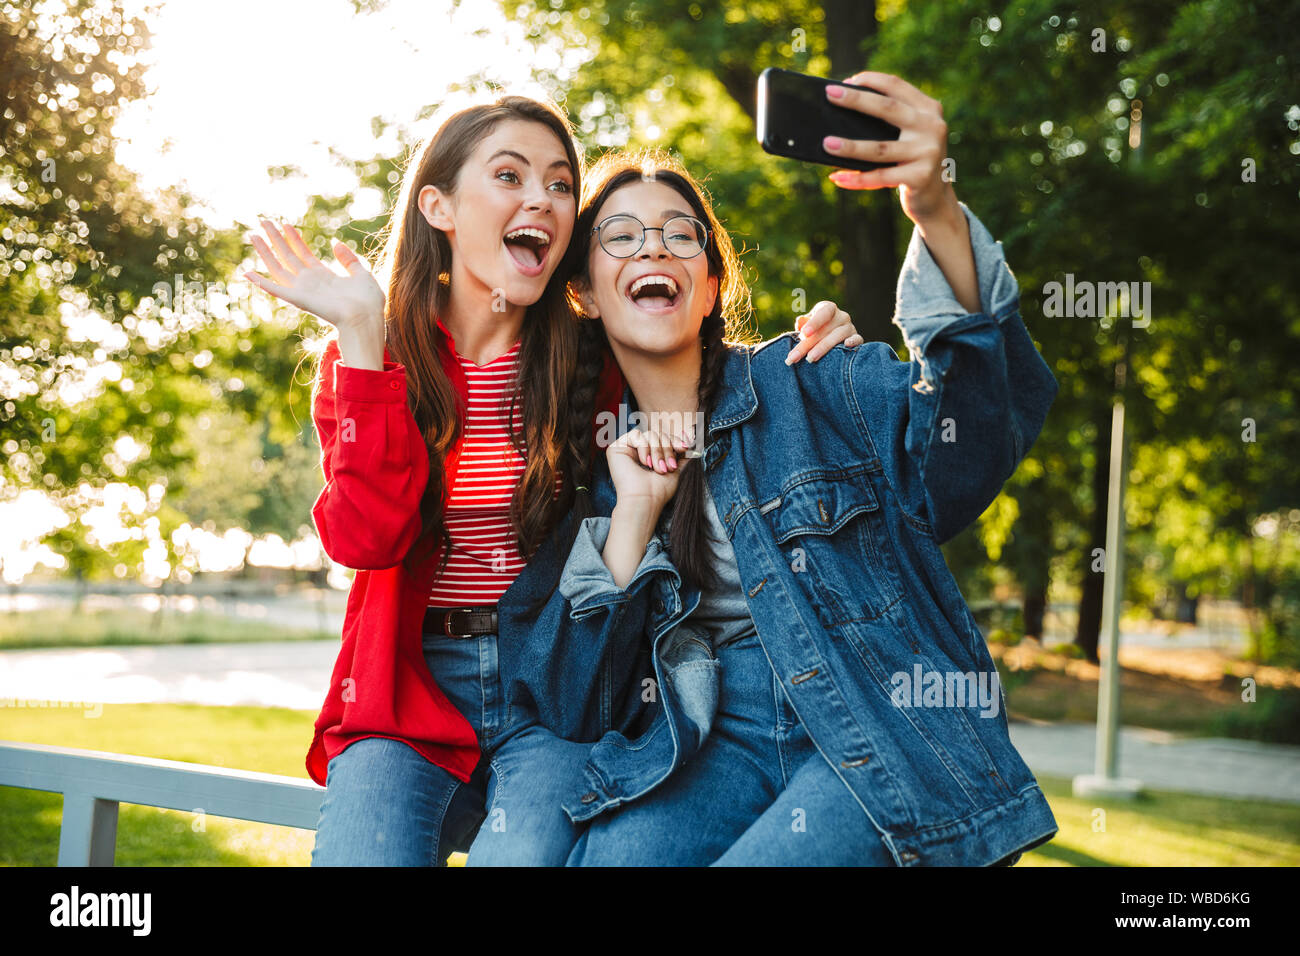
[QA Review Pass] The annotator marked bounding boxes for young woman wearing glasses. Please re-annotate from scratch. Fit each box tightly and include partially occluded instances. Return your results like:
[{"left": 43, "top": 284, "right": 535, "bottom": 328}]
[{"left": 469, "top": 71, "right": 1059, "bottom": 866}]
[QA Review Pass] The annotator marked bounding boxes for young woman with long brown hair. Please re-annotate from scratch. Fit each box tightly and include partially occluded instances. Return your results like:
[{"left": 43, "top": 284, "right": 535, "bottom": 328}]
[
  {"left": 467, "top": 70, "right": 1060, "bottom": 866},
  {"left": 245, "top": 93, "right": 861, "bottom": 866}
]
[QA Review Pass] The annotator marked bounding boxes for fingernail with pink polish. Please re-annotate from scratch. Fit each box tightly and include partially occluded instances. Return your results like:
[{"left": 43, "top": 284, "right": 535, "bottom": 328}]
[{"left": 824, "top": 136, "right": 843, "bottom": 151}]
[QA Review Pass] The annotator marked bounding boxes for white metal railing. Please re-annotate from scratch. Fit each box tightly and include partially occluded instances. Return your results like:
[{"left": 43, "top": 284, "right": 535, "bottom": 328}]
[{"left": 0, "top": 740, "right": 325, "bottom": 865}]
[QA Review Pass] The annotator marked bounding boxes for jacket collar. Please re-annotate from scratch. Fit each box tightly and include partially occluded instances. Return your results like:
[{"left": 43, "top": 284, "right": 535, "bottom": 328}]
[
  {"left": 611, "top": 341, "right": 757, "bottom": 442},
  {"left": 707, "top": 343, "right": 758, "bottom": 438}
]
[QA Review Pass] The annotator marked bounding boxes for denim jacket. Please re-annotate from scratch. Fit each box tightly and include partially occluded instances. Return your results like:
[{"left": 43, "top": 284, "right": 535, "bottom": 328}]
[{"left": 498, "top": 201, "right": 1060, "bottom": 866}]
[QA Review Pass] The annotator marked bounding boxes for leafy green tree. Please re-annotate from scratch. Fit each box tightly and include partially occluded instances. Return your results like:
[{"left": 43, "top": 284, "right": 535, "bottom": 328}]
[
  {"left": 484, "top": 0, "right": 1300, "bottom": 663},
  {"left": 840, "top": 0, "right": 1300, "bottom": 660},
  {"left": 2, "top": 0, "right": 349, "bottom": 590}
]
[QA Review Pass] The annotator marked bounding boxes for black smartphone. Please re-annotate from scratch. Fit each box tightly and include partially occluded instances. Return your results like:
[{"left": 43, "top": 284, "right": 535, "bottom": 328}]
[{"left": 756, "top": 67, "right": 901, "bottom": 172}]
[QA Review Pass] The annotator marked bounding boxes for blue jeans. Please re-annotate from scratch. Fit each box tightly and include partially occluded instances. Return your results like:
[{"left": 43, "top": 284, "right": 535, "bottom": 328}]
[
  {"left": 311, "top": 629, "right": 590, "bottom": 866},
  {"left": 566, "top": 632, "right": 900, "bottom": 866},
  {"left": 463, "top": 726, "right": 595, "bottom": 865}
]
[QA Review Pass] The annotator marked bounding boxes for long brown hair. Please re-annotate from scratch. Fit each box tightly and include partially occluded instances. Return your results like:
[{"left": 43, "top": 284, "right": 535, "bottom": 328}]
[
  {"left": 564, "top": 149, "right": 756, "bottom": 593},
  {"left": 309, "top": 94, "right": 585, "bottom": 580}
]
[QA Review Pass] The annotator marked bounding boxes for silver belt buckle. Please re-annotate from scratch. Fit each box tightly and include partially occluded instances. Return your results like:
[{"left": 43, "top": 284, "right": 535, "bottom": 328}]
[{"left": 443, "top": 609, "right": 474, "bottom": 639}]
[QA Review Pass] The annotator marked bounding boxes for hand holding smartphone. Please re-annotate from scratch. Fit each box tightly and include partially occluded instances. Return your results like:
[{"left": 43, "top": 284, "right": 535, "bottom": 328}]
[{"left": 756, "top": 67, "right": 901, "bottom": 172}]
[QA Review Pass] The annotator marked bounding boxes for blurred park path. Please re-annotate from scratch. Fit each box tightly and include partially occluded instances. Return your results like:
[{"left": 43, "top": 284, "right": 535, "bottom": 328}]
[
  {"left": 0, "top": 639, "right": 335, "bottom": 710},
  {"left": 2, "top": 640, "right": 1298, "bottom": 805},
  {"left": 1008, "top": 718, "right": 1300, "bottom": 805}
]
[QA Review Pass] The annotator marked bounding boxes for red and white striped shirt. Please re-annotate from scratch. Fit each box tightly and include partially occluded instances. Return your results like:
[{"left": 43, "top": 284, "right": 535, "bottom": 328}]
[{"left": 427, "top": 338, "right": 558, "bottom": 606}]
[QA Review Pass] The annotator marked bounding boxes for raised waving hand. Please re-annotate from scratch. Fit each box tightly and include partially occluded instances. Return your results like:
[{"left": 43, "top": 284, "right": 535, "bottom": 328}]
[{"left": 244, "top": 219, "right": 386, "bottom": 332}]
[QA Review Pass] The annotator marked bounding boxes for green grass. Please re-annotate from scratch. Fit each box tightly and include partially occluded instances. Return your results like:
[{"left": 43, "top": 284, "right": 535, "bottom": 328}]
[
  {"left": 0, "top": 607, "right": 335, "bottom": 650},
  {"left": 1021, "top": 775, "right": 1300, "bottom": 867},
  {"left": 0, "top": 702, "right": 319, "bottom": 866},
  {"left": 1, "top": 702, "right": 1297, "bottom": 866}
]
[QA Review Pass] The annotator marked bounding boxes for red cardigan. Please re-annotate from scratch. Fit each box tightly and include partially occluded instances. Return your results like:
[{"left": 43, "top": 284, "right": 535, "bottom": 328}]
[{"left": 306, "top": 321, "right": 625, "bottom": 786}]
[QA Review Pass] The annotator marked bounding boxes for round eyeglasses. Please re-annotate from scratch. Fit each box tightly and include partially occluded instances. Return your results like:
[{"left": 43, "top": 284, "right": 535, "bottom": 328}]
[{"left": 593, "top": 214, "right": 709, "bottom": 259}]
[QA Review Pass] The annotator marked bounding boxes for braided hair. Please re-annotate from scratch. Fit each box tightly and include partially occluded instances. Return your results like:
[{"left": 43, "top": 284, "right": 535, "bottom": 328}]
[
  {"left": 559, "top": 313, "right": 611, "bottom": 533},
  {"left": 559, "top": 148, "right": 759, "bottom": 594}
]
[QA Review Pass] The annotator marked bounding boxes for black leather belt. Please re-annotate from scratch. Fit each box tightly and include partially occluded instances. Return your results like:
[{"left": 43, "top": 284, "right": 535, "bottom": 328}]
[{"left": 424, "top": 605, "right": 498, "bottom": 639}]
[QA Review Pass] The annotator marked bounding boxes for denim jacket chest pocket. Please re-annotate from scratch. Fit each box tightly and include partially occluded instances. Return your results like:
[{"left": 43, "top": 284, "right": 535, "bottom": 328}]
[{"left": 753, "top": 467, "right": 905, "bottom": 626}]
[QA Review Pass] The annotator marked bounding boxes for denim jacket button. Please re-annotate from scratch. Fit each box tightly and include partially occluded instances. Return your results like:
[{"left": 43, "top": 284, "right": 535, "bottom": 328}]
[{"left": 580, "top": 791, "right": 598, "bottom": 804}]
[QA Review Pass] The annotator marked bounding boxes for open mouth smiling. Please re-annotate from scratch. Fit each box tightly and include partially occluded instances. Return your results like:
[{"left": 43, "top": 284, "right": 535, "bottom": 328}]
[
  {"left": 504, "top": 225, "right": 553, "bottom": 276},
  {"left": 625, "top": 273, "right": 681, "bottom": 312}
]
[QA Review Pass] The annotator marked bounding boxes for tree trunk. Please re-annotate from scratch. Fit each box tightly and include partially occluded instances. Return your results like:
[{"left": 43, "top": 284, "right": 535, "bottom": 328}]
[
  {"left": 1024, "top": 583, "right": 1047, "bottom": 641},
  {"left": 839, "top": 194, "right": 898, "bottom": 341},
  {"left": 1240, "top": 538, "right": 1259, "bottom": 662},
  {"left": 1175, "top": 581, "right": 1199, "bottom": 624},
  {"left": 1014, "top": 474, "right": 1052, "bottom": 641},
  {"left": 709, "top": 1, "right": 895, "bottom": 337},
  {"left": 825, "top": 0, "right": 897, "bottom": 341}
]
